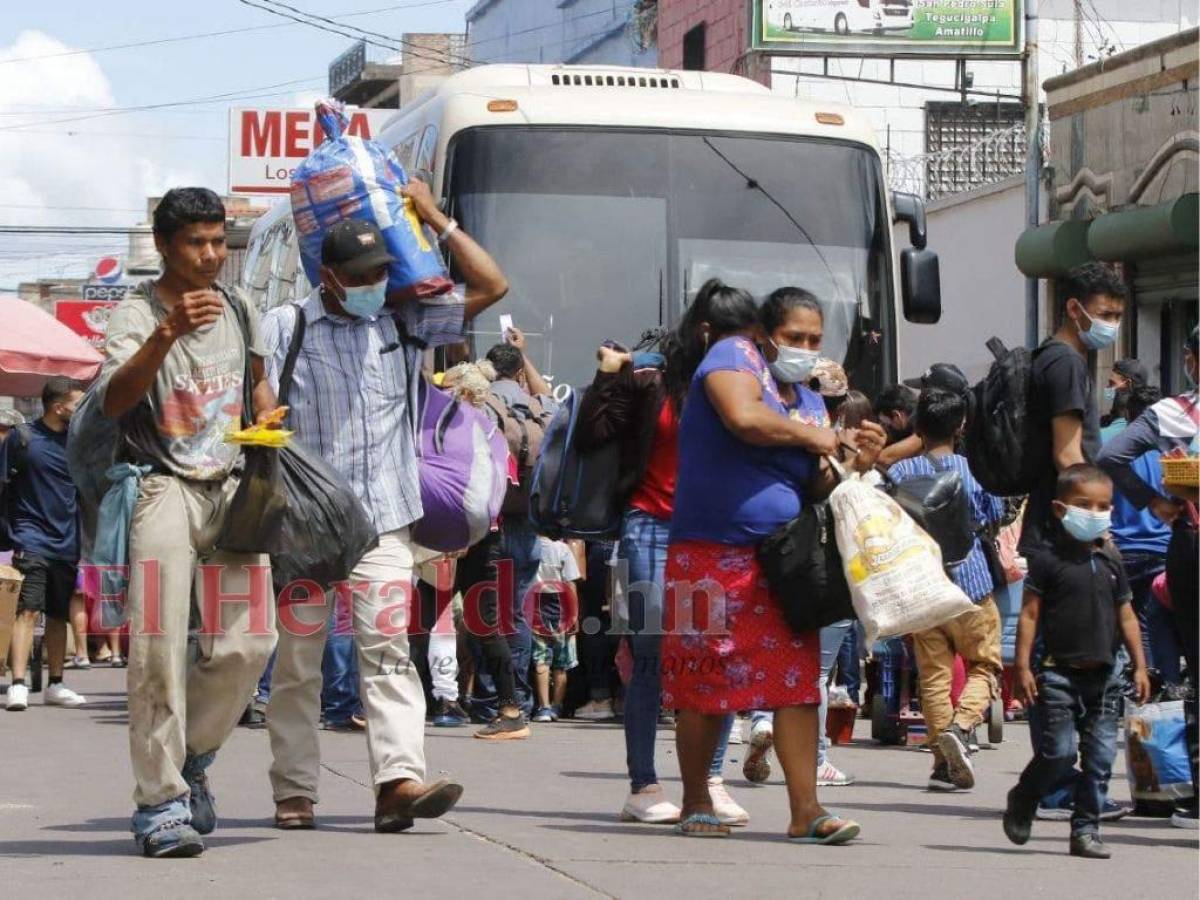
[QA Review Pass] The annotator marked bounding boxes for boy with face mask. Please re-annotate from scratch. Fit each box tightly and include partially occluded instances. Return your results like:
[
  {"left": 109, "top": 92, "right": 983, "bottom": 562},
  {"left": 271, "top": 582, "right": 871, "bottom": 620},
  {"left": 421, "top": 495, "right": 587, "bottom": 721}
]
[{"left": 1004, "top": 464, "right": 1150, "bottom": 859}]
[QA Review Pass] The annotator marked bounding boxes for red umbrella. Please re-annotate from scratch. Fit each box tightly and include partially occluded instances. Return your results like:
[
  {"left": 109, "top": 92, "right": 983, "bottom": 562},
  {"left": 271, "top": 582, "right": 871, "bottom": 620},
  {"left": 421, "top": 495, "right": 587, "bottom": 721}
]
[{"left": 0, "top": 297, "right": 103, "bottom": 397}]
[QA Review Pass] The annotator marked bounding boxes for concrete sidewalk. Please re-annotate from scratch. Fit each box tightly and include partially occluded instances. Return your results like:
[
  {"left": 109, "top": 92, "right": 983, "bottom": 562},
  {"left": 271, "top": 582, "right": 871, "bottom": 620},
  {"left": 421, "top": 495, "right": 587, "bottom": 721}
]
[{"left": 1, "top": 667, "right": 1196, "bottom": 899}]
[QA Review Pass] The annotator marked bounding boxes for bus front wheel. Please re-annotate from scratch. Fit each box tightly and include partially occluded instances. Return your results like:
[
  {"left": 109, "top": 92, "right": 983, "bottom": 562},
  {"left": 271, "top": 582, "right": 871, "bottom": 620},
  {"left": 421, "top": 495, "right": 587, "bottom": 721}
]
[
  {"left": 784, "top": 13, "right": 793, "bottom": 30},
  {"left": 835, "top": 13, "right": 849, "bottom": 35}
]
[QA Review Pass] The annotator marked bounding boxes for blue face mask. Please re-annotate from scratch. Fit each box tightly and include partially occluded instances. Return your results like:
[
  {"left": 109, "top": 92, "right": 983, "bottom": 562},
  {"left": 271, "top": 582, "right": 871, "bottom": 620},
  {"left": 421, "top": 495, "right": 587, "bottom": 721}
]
[
  {"left": 1077, "top": 306, "right": 1121, "bottom": 351},
  {"left": 335, "top": 275, "right": 388, "bottom": 318},
  {"left": 767, "top": 341, "right": 820, "bottom": 384},
  {"left": 1059, "top": 504, "right": 1111, "bottom": 543}
]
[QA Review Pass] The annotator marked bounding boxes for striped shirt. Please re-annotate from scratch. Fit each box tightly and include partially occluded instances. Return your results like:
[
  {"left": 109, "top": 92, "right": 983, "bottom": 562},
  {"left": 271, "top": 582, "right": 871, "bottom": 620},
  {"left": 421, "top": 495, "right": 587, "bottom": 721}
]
[
  {"left": 261, "top": 287, "right": 466, "bottom": 535},
  {"left": 887, "top": 453, "right": 1004, "bottom": 603}
]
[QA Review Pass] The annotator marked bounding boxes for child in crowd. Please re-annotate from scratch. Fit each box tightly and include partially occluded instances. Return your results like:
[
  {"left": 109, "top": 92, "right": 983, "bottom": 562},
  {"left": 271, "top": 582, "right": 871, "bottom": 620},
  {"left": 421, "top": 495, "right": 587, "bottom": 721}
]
[
  {"left": 531, "top": 537, "right": 583, "bottom": 723},
  {"left": 888, "top": 388, "right": 1005, "bottom": 793},
  {"left": 1004, "top": 464, "right": 1151, "bottom": 859}
]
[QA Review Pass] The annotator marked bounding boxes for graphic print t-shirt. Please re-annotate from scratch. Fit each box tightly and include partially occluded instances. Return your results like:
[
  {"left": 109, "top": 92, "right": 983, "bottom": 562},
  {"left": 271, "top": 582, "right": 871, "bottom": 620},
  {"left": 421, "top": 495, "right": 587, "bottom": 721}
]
[{"left": 101, "top": 281, "right": 266, "bottom": 481}]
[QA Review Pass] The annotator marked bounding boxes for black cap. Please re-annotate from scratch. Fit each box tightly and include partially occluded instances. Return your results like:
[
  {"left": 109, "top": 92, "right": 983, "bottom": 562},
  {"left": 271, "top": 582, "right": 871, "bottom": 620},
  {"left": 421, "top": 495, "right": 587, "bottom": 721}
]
[
  {"left": 320, "top": 219, "right": 395, "bottom": 276},
  {"left": 1112, "top": 358, "right": 1150, "bottom": 386},
  {"left": 903, "top": 362, "right": 970, "bottom": 395}
]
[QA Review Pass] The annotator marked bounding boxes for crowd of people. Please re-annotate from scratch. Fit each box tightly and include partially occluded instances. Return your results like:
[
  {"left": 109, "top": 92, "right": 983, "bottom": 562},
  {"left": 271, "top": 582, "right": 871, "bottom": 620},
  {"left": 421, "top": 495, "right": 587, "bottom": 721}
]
[{"left": 0, "top": 188, "right": 1196, "bottom": 861}]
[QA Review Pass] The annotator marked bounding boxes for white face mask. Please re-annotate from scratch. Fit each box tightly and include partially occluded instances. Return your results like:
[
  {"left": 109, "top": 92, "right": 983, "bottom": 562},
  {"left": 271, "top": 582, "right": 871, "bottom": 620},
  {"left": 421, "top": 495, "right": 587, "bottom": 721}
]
[
  {"left": 1076, "top": 305, "right": 1121, "bottom": 351},
  {"left": 333, "top": 274, "right": 388, "bottom": 318},
  {"left": 767, "top": 340, "right": 820, "bottom": 384}
]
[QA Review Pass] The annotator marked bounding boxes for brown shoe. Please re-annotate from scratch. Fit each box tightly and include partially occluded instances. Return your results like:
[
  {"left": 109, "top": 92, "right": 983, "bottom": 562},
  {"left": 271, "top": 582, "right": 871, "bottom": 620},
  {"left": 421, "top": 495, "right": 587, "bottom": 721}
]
[
  {"left": 274, "top": 797, "right": 316, "bottom": 830},
  {"left": 374, "top": 778, "right": 464, "bottom": 833}
]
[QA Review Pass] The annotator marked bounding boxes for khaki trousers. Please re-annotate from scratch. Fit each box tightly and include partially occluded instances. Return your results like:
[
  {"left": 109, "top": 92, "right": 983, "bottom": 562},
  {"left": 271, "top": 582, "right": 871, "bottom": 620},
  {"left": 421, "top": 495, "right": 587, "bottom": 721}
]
[
  {"left": 912, "top": 595, "right": 1002, "bottom": 762},
  {"left": 268, "top": 530, "right": 426, "bottom": 803},
  {"left": 127, "top": 474, "right": 278, "bottom": 809}
]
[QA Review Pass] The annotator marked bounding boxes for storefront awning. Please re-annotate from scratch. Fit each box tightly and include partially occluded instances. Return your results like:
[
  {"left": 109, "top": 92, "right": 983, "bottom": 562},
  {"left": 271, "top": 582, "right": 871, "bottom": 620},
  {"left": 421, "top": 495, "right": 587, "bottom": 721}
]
[{"left": 1015, "top": 193, "right": 1198, "bottom": 277}]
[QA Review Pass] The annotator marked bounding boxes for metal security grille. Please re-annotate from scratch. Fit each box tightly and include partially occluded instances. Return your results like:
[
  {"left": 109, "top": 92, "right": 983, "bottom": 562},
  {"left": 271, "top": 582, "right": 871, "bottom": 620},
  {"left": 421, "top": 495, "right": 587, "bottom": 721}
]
[{"left": 924, "top": 101, "right": 1026, "bottom": 200}]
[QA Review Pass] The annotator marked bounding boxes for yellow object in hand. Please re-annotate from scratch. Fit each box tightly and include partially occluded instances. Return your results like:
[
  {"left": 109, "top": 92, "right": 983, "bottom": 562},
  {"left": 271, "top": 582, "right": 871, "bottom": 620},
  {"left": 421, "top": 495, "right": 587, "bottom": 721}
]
[{"left": 226, "top": 406, "right": 293, "bottom": 448}]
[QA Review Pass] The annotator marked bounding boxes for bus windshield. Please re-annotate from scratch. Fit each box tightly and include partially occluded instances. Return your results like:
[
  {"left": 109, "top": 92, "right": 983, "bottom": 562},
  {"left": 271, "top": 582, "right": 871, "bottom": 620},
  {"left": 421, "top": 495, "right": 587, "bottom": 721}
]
[{"left": 448, "top": 126, "right": 891, "bottom": 392}]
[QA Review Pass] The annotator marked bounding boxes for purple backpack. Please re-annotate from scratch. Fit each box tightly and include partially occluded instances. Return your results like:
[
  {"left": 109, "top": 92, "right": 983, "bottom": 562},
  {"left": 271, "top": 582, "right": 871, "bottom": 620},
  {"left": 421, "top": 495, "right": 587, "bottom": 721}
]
[{"left": 411, "top": 378, "right": 509, "bottom": 553}]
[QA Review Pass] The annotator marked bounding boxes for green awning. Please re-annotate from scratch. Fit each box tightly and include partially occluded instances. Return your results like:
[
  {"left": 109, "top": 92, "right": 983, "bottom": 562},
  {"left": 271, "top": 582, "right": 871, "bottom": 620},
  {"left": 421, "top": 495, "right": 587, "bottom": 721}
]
[
  {"left": 1088, "top": 193, "right": 1198, "bottom": 261},
  {"left": 1014, "top": 219, "right": 1092, "bottom": 277}
]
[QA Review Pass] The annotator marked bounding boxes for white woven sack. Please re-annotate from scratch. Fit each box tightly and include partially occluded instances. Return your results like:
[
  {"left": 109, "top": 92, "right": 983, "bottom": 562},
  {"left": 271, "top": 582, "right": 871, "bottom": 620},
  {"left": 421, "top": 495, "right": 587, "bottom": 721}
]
[{"left": 829, "top": 475, "right": 975, "bottom": 646}]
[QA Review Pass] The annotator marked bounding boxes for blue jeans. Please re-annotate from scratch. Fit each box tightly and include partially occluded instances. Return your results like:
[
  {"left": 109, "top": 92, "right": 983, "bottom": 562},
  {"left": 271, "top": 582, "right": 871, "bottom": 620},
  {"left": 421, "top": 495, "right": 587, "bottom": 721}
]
[
  {"left": 255, "top": 651, "right": 276, "bottom": 705},
  {"left": 1015, "top": 667, "right": 1122, "bottom": 837},
  {"left": 837, "top": 623, "right": 862, "bottom": 699},
  {"left": 618, "top": 508, "right": 732, "bottom": 790},
  {"left": 321, "top": 610, "right": 361, "bottom": 725},
  {"left": 1121, "top": 550, "right": 1182, "bottom": 684},
  {"left": 748, "top": 620, "right": 853, "bottom": 768}
]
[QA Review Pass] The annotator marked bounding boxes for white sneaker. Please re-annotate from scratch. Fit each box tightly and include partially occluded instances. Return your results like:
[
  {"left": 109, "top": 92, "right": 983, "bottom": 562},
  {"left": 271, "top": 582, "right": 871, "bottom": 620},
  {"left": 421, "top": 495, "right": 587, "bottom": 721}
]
[
  {"left": 707, "top": 776, "right": 749, "bottom": 826},
  {"left": 727, "top": 718, "right": 745, "bottom": 745},
  {"left": 574, "top": 699, "right": 615, "bottom": 721},
  {"left": 743, "top": 720, "right": 774, "bottom": 783},
  {"left": 619, "top": 784, "right": 681, "bottom": 824},
  {"left": 6, "top": 683, "right": 29, "bottom": 711},
  {"left": 1170, "top": 809, "right": 1199, "bottom": 830},
  {"left": 45, "top": 683, "right": 87, "bottom": 708},
  {"left": 816, "top": 761, "right": 855, "bottom": 787}
]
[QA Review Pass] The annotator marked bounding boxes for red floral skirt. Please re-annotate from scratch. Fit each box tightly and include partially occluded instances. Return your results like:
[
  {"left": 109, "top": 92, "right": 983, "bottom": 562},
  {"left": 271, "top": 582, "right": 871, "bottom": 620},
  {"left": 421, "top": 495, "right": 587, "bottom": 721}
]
[{"left": 660, "top": 540, "right": 820, "bottom": 714}]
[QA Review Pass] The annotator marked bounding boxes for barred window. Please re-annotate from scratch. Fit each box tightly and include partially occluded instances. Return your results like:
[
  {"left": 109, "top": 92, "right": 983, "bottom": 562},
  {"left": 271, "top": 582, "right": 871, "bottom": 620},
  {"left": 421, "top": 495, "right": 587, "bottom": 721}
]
[{"left": 924, "top": 101, "right": 1026, "bottom": 200}]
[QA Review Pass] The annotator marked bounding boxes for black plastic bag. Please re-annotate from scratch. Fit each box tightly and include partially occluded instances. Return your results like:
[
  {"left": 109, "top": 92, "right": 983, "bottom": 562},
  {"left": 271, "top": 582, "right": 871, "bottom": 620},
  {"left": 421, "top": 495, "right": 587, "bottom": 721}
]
[
  {"left": 270, "top": 440, "right": 378, "bottom": 593},
  {"left": 758, "top": 501, "right": 854, "bottom": 634},
  {"left": 218, "top": 447, "right": 288, "bottom": 554}
]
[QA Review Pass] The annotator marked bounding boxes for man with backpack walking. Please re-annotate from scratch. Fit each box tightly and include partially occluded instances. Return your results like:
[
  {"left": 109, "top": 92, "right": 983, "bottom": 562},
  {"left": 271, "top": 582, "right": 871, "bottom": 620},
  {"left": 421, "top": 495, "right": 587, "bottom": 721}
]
[
  {"left": 261, "top": 187, "right": 509, "bottom": 829},
  {"left": 462, "top": 332, "right": 556, "bottom": 739},
  {"left": 2, "top": 377, "right": 88, "bottom": 713}
]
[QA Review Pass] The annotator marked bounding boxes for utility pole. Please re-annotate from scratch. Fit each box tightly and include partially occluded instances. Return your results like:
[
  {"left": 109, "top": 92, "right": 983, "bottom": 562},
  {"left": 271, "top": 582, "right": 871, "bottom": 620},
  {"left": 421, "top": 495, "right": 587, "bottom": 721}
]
[
  {"left": 1073, "top": 0, "right": 1084, "bottom": 66},
  {"left": 1023, "top": 0, "right": 1041, "bottom": 349}
]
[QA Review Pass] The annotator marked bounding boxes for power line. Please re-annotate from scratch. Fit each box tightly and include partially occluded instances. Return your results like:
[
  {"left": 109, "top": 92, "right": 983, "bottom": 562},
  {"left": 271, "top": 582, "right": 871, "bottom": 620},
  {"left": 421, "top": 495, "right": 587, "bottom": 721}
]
[
  {"left": 0, "top": 227, "right": 152, "bottom": 234},
  {"left": 0, "top": 129, "right": 224, "bottom": 142}
]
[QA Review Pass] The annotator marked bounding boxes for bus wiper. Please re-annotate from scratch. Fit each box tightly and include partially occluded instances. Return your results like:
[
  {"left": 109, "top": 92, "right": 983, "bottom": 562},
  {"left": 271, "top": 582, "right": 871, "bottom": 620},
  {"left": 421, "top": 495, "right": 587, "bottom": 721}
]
[{"left": 700, "top": 136, "right": 840, "bottom": 295}]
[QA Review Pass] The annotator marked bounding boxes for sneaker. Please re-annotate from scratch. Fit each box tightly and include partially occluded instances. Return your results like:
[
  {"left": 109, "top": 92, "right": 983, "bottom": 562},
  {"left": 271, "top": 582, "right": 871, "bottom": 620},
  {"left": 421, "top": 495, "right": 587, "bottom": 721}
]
[
  {"left": 64, "top": 655, "right": 91, "bottom": 670},
  {"left": 1003, "top": 787, "right": 1034, "bottom": 845},
  {"left": 1099, "top": 798, "right": 1130, "bottom": 822},
  {"left": 45, "top": 683, "right": 87, "bottom": 708},
  {"left": 432, "top": 699, "right": 468, "bottom": 728},
  {"left": 1069, "top": 834, "right": 1111, "bottom": 859},
  {"left": 6, "top": 683, "right": 29, "bottom": 711},
  {"left": 474, "top": 714, "right": 530, "bottom": 741},
  {"left": 727, "top": 719, "right": 745, "bottom": 745},
  {"left": 110, "top": 656, "right": 128, "bottom": 669},
  {"left": 1170, "top": 808, "right": 1199, "bottom": 830},
  {"left": 658, "top": 710, "right": 675, "bottom": 727},
  {"left": 137, "top": 820, "right": 205, "bottom": 859},
  {"left": 549, "top": 705, "right": 562, "bottom": 722},
  {"left": 816, "top": 761, "right": 855, "bottom": 787},
  {"left": 928, "top": 763, "right": 962, "bottom": 792},
  {"left": 574, "top": 699, "right": 616, "bottom": 721},
  {"left": 707, "top": 776, "right": 749, "bottom": 826},
  {"left": 937, "top": 724, "right": 975, "bottom": 790},
  {"left": 620, "top": 784, "right": 681, "bottom": 824},
  {"left": 742, "top": 720, "right": 774, "bottom": 784},
  {"left": 531, "top": 706, "right": 556, "bottom": 723},
  {"left": 183, "top": 755, "right": 217, "bottom": 836},
  {"left": 967, "top": 728, "right": 981, "bottom": 753}
]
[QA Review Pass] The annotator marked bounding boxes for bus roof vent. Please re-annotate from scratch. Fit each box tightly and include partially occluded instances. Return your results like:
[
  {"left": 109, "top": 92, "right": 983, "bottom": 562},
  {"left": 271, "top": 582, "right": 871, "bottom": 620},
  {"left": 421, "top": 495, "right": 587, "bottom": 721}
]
[{"left": 550, "top": 71, "right": 681, "bottom": 90}]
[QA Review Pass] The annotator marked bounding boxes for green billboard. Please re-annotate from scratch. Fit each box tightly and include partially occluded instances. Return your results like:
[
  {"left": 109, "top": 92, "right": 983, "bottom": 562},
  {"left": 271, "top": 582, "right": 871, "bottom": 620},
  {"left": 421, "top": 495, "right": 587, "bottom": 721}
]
[{"left": 753, "top": 1, "right": 1024, "bottom": 58}]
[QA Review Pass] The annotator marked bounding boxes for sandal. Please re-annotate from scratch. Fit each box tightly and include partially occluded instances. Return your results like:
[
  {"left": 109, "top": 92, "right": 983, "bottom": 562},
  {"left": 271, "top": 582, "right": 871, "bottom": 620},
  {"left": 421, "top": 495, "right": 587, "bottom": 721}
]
[
  {"left": 788, "top": 813, "right": 860, "bottom": 845},
  {"left": 674, "top": 812, "right": 731, "bottom": 838}
]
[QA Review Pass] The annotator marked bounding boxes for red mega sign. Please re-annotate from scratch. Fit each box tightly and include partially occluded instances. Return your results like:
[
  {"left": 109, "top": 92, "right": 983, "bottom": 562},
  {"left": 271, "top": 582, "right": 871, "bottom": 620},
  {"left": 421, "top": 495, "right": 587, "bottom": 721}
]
[{"left": 229, "top": 107, "right": 393, "bottom": 194}]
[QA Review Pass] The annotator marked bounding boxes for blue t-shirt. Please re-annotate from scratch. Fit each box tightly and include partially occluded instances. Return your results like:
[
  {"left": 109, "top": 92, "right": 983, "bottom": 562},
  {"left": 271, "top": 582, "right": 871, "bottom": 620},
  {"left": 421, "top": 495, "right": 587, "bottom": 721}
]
[
  {"left": 0, "top": 421, "right": 80, "bottom": 562},
  {"left": 670, "top": 336, "right": 820, "bottom": 546},
  {"left": 1110, "top": 448, "right": 1172, "bottom": 556}
]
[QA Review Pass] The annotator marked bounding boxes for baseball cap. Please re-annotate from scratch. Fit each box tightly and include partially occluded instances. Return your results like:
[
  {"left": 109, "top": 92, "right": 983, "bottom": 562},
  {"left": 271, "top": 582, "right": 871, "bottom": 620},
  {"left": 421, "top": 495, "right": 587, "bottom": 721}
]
[
  {"left": 1112, "top": 358, "right": 1149, "bottom": 386},
  {"left": 320, "top": 219, "right": 396, "bottom": 276},
  {"left": 903, "top": 362, "right": 970, "bottom": 395},
  {"left": 808, "top": 358, "right": 848, "bottom": 398},
  {"left": 0, "top": 409, "right": 26, "bottom": 427}
]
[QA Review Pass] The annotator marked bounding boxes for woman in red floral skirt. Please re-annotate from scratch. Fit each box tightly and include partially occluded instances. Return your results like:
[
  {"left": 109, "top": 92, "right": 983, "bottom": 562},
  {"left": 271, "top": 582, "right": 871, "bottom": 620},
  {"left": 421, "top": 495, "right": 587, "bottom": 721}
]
[{"left": 662, "top": 280, "right": 885, "bottom": 841}]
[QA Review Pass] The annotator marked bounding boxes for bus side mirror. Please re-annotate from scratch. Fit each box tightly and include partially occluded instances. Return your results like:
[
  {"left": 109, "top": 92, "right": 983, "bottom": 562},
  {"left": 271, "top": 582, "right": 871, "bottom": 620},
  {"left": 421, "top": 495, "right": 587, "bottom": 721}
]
[
  {"left": 893, "top": 191, "right": 927, "bottom": 250},
  {"left": 901, "top": 248, "right": 941, "bottom": 324}
]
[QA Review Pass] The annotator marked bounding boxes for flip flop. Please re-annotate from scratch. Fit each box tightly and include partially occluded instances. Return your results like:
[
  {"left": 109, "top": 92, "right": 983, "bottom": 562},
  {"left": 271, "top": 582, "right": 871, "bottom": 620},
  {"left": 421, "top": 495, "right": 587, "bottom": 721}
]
[
  {"left": 674, "top": 812, "right": 731, "bottom": 838},
  {"left": 788, "top": 814, "right": 860, "bottom": 845}
]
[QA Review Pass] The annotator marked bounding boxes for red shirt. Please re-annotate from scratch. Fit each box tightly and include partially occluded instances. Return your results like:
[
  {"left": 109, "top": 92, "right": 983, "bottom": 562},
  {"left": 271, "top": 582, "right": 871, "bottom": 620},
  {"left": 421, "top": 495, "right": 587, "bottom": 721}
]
[{"left": 630, "top": 399, "right": 678, "bottom": 521}]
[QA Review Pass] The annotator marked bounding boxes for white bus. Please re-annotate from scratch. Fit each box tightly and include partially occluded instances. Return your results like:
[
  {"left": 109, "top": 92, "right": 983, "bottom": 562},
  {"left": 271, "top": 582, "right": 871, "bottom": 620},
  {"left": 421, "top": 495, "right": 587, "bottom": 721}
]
[
  {"left": 766, "top": 0, "right": 914, "bottom": 36},
  {"left": 241, "top": 64, "right": 938, "bottom": 395}
]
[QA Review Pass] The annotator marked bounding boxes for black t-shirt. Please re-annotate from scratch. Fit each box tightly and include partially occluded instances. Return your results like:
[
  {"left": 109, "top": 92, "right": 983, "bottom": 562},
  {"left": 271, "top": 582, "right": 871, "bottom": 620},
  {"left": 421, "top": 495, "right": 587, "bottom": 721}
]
[
  {"left": 1019, "top": 339, "right": 1102, "bottom": 553},
  {"left": 1026, "top": 538, "right": 1131, "bottom": 667}
]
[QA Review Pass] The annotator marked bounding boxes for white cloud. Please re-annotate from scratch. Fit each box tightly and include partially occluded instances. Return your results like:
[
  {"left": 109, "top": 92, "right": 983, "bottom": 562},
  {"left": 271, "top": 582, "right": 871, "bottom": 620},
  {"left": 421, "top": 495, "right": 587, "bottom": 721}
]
[{"left": 0, "top": 31, "right": 202, "bottom": 284}]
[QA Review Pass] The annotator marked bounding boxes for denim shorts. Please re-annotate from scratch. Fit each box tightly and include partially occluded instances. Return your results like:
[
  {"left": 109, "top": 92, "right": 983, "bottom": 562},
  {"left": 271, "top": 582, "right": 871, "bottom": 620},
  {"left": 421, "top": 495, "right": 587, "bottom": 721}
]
[{"left": 532, "top": 633, "right": 577, "bottom": 671}]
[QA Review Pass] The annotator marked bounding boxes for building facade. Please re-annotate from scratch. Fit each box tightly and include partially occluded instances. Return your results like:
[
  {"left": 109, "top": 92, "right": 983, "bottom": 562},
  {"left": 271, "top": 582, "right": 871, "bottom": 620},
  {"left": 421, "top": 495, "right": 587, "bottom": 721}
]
[{"left": 466, "top": 0, "right": 658, "bottom": 67}]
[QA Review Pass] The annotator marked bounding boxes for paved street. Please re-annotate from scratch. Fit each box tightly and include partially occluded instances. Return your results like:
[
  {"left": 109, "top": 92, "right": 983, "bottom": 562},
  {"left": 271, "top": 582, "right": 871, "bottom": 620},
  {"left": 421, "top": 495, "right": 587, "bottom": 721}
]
[{"left": 1, "top": 666, "right": 1196, "bottom": 898}]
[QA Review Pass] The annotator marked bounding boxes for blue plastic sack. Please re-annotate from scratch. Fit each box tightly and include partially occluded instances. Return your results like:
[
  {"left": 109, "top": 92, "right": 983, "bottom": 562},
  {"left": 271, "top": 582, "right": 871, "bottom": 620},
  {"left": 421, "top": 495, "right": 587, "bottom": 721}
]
[
  {"left": 291, "top": 99, "right": 452, "bottom": 301},
  {"left": 1125, "top": 700, "right": 1195, "bottom": 803}
]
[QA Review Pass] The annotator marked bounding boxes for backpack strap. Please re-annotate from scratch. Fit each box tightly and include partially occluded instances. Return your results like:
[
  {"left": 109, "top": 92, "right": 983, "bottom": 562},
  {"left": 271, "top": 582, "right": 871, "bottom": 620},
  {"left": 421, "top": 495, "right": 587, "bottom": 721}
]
[
  {"left": 222, "top": 286, "right": 257, "bottom": 428},
  {"left": 3, "top": 423, "right": 31, "bottom": 480},
  {"left": 277, "top": 304, "right": 307, "bottom": 412}
]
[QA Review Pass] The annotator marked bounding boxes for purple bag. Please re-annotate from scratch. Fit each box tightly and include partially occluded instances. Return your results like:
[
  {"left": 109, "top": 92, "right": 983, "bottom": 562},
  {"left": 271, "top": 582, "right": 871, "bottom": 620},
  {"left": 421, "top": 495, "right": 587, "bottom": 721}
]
[{"left": 411, "top": 378, "right": 509, "bottom": 553}]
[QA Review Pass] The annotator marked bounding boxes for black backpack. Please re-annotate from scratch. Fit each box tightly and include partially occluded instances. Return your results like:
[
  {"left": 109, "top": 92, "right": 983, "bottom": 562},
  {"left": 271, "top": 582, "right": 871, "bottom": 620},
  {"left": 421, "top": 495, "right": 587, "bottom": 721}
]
[
  {"left": 528, "top": 386, "right": 624, "bottom": 540},
  {"left": 758, "top": 501, "right": 855, "bottom": 633},
  {"left": 887, "top": 457, "right": 976, "bottom": 569},
  {"left": 0, "top": 424, "right": 32, "bottom": 553},
  {"left": 966, "top": 337, "right": 1043, "bottom": 497}
]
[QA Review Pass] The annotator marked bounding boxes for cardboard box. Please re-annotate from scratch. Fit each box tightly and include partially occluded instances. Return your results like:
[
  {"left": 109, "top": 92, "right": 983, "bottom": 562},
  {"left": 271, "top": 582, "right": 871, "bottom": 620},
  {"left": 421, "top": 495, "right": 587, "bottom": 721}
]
[{"left": 0, "top": 565, "right": 22, "bottom": 666}]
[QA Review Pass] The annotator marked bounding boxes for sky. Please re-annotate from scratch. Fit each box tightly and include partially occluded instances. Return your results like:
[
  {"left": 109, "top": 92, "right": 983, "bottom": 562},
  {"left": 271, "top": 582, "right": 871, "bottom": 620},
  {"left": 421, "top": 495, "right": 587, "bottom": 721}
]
[{"left": 0, "top": 0, "right": 477, "bottom": 288}]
